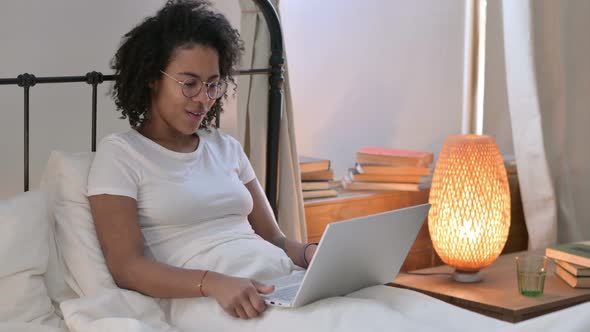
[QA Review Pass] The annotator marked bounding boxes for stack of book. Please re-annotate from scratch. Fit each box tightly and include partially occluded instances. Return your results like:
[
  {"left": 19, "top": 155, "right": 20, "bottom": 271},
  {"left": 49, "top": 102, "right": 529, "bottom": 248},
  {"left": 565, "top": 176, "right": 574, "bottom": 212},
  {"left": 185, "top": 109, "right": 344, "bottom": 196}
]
[
  {"left": 546, "top": 242, "right": 590, "bottom": 288},
  {"left": 299, "top": 156, "right": 338, "bottom": 199},
  {"left": 342, "top": 147, "right": 433, "bottom": 192}
]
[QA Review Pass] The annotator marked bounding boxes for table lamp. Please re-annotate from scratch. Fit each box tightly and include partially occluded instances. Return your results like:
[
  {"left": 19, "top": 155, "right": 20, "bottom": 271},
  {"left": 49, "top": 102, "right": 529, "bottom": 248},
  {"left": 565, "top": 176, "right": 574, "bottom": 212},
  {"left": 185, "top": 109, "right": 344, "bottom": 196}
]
[{"left": 428, "top": 134, "right": 511, "bottom": 282}]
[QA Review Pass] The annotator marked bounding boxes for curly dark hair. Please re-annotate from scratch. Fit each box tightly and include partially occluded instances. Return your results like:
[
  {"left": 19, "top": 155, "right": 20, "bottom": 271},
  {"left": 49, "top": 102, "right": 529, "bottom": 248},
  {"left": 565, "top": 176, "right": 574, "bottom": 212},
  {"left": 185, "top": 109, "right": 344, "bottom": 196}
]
[{"left": 110, "top": 0, "right": 244, "bottom": 129}]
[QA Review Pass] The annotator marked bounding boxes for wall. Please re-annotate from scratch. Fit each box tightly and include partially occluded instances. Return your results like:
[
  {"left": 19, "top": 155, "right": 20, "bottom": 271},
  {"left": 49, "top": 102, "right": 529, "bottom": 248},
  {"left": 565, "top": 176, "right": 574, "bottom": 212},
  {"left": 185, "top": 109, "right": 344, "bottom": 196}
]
[
  {"left": 280, "top": 0, "right": 515, "bottom": 178},
  {"left": 280, "top": 0, "right": 465, "bottom": 178},
  {"left": 0, "top": 0, "right": 518, "bottom": 198},
  {"left": 0, "top": 0, "right": 240, "bottom": 198}
]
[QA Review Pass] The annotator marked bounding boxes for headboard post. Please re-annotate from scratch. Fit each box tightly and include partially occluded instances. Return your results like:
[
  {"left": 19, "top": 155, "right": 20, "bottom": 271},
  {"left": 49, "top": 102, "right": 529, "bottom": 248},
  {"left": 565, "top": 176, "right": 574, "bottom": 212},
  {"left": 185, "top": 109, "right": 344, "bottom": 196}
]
[
  {"left": 16, "top": 73, "right": 37, "bottom": 192},
  {"left": 85, "top": 71, "right": 105, "bottom": 152},
  {"left": 253, "top": 0, "right": 284, "bottom": 218}
]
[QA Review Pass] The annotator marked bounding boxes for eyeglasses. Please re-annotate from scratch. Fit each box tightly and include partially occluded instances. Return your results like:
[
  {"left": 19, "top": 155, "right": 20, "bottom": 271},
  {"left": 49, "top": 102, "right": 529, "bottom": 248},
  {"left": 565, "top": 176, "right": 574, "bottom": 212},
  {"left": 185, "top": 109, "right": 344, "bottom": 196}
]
[{"left": 160, "top": 70, "right": 227, "bottom": 100}]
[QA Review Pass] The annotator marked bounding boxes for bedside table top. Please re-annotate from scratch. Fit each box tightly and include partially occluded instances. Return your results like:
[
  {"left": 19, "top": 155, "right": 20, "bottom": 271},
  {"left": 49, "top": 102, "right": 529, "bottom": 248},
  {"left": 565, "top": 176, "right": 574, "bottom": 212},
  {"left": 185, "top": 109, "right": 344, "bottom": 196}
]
[
  {"left": 391, "top": 251, "right": 590, "bottom": 322},
  {"left": 303, "top": 188, "right": 430, "bottom": 207}
]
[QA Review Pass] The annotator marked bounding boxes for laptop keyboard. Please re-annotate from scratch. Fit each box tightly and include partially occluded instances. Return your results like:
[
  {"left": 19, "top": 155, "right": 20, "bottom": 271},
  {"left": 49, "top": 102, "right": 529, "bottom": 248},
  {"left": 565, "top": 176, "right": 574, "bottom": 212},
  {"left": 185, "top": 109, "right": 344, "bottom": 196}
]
[
  {"left": 269, "top": 271, "right": 305, "bottom": 287},
  {"left": 264, "top": 271, "right": 305, "bottom": 303},
  {"left": 270, "top": 285, "right": 299, "bottom": 301}
]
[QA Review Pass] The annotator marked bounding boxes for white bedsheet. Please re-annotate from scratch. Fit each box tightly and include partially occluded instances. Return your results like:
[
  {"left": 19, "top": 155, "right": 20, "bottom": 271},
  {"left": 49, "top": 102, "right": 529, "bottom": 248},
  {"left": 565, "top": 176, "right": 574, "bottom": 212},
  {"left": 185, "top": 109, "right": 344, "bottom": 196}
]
[
  {"left": 0, "top": 322, "right": 67, "bottom": 332},
  {"left": 45, "top": 232, "right": 590, "bottom": 332},
  {"left": 52, "top": 232, "right": 509, "bottom": 332},
  {"left": 4, "top": 287, "right": 590, "bottom": 331},
  {"left": 52, "top": 286, "right": 590, "bottom": 332},
  {"left": 169, "top": 285, "right": 509, "bottom": 332}
]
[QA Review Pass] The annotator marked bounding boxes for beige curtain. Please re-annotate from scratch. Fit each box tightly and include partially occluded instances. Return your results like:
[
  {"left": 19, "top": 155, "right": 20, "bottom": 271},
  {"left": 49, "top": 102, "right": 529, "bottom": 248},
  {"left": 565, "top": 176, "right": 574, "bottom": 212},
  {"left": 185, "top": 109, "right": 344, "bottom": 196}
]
[
  {"left": 238, "top": 0, "right": 307, "bottom": 242},
  {"left": 501, "top": 0, "right": 590, "bottom": 248}
]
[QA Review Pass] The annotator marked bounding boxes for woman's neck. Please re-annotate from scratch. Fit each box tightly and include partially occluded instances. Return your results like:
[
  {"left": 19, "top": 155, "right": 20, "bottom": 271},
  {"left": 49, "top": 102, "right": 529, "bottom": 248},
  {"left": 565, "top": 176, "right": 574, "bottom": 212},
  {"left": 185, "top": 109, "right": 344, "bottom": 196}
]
[{"left": 137, "top": 121, "right": 199, "bottom": 153}]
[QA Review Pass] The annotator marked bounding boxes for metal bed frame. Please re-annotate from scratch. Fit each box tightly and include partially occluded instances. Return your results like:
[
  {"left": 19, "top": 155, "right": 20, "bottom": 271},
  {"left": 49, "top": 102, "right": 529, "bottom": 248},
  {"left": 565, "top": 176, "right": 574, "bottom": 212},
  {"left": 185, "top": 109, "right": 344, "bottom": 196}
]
[{"left": 0, "top": 0, "right": 284, "bottom": 218}]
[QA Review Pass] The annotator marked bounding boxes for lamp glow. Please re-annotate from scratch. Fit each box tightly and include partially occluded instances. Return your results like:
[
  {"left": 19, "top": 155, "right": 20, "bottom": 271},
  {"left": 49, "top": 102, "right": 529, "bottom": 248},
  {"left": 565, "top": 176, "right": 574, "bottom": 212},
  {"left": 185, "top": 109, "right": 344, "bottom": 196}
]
[{"left": 428, "top": 134, "right": 510, "bottom": 282}]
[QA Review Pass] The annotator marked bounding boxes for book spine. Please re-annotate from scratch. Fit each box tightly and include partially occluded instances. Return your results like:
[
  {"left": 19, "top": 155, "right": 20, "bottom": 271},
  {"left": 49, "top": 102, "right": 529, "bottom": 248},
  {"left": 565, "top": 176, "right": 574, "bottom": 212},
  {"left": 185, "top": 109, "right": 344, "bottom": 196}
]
[
  {"left": 555, "top": 264, "right": 590, "bottom": 288},
  {"left": 546, "top": 247, "right": 590, "bottom": 268},
  {"left": 555, "top": 265, "right": 577, "bottom": 287},
  {"left": 554, "top": 259, "right": 590, "bottom": 277}
]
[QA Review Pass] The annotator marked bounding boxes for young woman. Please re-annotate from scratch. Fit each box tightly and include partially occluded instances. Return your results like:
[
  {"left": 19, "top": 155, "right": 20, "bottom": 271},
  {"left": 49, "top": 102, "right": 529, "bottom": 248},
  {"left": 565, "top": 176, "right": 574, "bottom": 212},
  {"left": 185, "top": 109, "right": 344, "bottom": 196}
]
[{"left": 87, "top": 0, "right": 316, "bottom": 320}]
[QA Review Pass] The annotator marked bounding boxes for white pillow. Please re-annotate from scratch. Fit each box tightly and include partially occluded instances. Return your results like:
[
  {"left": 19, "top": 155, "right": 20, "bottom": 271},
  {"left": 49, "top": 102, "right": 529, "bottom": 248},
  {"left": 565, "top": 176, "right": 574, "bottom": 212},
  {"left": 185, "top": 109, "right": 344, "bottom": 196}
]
[
  {"left": 0, "top": 190, "right": 61, "bottom": 326},
  {"left": 40, "top": 154, "right": 83, "bottom": 313},
  {"left": 42, "top": 150, "right": 175, "bottom": 331},
  {"left": 42, "top": 150, "right": 117, "bottom": 297}
]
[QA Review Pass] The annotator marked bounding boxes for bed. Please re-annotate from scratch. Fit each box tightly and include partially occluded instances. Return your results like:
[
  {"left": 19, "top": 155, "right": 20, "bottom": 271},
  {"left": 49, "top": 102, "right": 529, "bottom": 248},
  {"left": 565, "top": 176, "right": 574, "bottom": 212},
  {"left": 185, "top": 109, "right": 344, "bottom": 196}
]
[{"left": 1, "top": 1, "right": 590, "bottom": 331}]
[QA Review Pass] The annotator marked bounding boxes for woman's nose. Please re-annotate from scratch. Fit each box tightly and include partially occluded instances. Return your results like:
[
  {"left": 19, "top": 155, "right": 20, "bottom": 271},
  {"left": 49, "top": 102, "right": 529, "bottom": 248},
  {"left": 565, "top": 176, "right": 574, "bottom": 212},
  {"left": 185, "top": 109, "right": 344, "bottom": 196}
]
[{"left": 191, "top": 87, "right": 211, "bottom": 103}]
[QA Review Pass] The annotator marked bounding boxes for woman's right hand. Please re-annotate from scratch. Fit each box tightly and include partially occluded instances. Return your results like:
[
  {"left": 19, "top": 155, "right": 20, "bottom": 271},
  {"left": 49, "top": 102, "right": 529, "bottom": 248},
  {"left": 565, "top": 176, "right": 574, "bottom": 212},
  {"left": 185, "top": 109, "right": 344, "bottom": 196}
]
[{"left": 204, "top": 272, "right": 275, "bottom": 319}]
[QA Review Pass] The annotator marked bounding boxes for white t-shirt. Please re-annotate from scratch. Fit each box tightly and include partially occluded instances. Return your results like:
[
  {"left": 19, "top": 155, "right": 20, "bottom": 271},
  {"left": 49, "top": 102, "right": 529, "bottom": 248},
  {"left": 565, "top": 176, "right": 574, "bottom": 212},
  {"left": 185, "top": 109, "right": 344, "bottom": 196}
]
[{"left": 87, "top": 128, "right": 272, "bottom": 268}]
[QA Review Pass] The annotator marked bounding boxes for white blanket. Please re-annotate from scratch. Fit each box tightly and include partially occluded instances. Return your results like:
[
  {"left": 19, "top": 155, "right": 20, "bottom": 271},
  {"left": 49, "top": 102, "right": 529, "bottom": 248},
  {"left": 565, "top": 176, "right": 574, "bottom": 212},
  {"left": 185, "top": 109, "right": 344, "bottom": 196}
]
[
  {"left": 53, "top": 234, "right": 590, "bottom": 332},
  {"left": 6, "top": 296, "right": 590, "bottom": 332},
  {"left": 0, "top": 323, "right": 67, "bottom": 332},
  {"left": 59, "top": 285, "right": 511, "bottom": 332},
  {"left": 170, "top": 285, "right": 512, "bottom": 332},
  {"left": 55, "top": 233, "right": 503, "bottom": 332}
]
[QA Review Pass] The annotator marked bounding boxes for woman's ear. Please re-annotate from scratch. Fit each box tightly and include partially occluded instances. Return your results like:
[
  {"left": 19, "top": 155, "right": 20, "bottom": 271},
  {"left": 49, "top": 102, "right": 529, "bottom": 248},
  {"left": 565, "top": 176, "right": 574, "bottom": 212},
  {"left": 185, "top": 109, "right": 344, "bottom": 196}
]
[{"left": 148, "top": 80, "right": 160, "bottom": 103}]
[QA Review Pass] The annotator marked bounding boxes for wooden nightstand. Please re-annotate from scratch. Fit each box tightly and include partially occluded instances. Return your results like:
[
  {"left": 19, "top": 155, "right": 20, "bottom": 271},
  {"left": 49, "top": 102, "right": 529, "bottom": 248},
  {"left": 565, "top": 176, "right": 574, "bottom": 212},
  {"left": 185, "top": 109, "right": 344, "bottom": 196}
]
[
  {"left": 304, "top": 188, "right": 441, "bottom": 272},
  {"left": 303, "top": 172, "right": 528, "bottom": 272},
  {"left": 391, "top": 251, "right": 590, "bottom": 322}
]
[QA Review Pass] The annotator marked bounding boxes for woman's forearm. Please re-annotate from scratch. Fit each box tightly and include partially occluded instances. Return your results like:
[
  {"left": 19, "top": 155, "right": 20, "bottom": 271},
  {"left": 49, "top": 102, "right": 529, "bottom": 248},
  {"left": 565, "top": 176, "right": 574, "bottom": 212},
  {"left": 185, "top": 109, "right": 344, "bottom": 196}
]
[
  {"left": 115, "top": 256, "right": 221, "bottom": 299},
  {"left": 270, "top": 235, "right": 310, "bottom": 268},
  {"left": 244, "top": 180, "right": 314, "bottom": 267}
]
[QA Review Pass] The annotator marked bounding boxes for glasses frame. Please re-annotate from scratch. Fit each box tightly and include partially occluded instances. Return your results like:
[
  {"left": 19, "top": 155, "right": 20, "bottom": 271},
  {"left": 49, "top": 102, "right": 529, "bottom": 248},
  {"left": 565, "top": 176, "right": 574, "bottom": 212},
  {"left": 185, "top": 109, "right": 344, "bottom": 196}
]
[{"left": 160, "top": 70, "right": 227, "bottom": 100}]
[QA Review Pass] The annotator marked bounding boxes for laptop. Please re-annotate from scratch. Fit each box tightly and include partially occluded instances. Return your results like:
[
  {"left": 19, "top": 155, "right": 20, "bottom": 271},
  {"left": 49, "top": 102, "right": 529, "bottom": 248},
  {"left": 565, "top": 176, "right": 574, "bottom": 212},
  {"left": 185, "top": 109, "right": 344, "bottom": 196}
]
[{"left": 262, "top": 203, "right": 430, "bottom": 308}]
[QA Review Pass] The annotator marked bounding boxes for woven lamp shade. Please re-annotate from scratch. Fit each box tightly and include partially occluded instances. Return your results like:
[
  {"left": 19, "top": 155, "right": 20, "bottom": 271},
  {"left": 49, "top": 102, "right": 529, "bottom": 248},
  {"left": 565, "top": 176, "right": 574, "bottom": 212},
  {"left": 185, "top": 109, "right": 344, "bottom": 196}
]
[{"left": 428, "top": 134, "right": 510, "bottom": 280}]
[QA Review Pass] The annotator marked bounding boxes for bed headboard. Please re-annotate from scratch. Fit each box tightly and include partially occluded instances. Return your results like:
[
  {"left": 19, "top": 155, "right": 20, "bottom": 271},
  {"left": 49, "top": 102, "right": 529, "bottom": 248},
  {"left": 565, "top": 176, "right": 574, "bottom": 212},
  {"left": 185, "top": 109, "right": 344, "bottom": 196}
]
[{"left": 0, "top": 0, "right": 284, "bottom": 218}]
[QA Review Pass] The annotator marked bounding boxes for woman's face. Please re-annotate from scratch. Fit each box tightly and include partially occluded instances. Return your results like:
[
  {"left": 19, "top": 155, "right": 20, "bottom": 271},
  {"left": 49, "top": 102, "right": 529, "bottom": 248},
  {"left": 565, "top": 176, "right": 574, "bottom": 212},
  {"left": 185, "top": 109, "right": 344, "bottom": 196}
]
[{"left": 150, "top": 43, "right": 220, "bottom": 135}]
